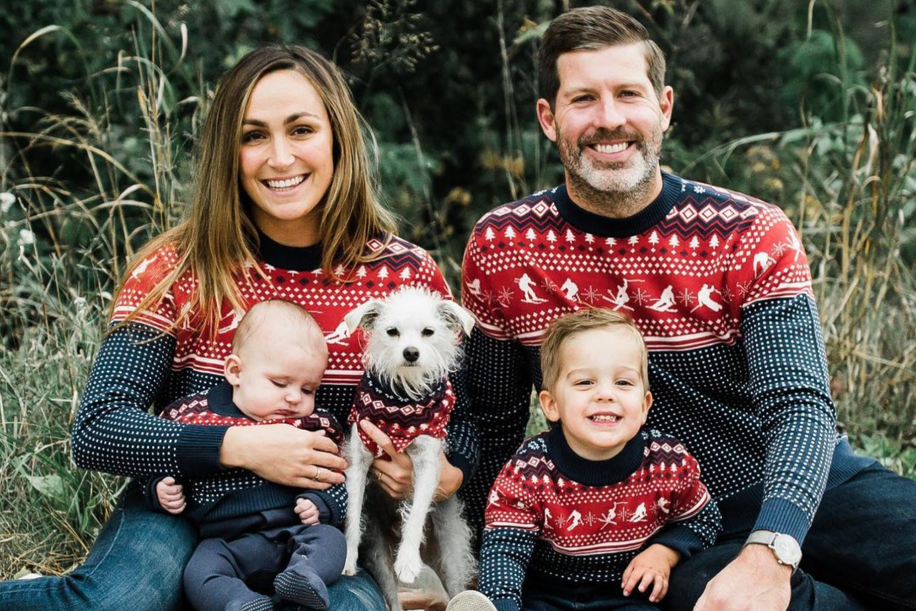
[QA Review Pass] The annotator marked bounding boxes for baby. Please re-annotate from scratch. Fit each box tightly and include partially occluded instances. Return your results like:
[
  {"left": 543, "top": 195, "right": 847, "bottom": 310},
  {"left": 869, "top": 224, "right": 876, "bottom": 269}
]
[
  {"left": 148, "top": 299, "right": 346, "bottom": 611},
  {"left": 451, "top": 308, "right": 721, "bottom": 611}
]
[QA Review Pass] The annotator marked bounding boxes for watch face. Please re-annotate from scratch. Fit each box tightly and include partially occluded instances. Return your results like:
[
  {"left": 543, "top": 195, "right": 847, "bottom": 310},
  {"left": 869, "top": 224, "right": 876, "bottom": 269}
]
[{"left": 773, "top": 535, "right": 802, "bottom": 565}]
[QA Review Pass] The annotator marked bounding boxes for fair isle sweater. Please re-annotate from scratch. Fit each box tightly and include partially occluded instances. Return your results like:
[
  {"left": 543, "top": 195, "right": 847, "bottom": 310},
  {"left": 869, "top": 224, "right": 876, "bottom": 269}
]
[
  {"left": 461, "top": 172, "right": 875, "bottom": 543},
  {"left": 146, "top": 382, "right": 347, "bottom": 539},
  {"left": 72, "top": 233, "right": 477, "bottom": 493},
  {"left": 480, "top": 428, "right": 720, "bottom": 611}
]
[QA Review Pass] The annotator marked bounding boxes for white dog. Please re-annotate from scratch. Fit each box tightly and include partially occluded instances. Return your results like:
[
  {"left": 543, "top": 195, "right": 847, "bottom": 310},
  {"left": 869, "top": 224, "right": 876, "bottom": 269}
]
[{"left": 342, "top": 287, "right": 477, "bottom": 611}]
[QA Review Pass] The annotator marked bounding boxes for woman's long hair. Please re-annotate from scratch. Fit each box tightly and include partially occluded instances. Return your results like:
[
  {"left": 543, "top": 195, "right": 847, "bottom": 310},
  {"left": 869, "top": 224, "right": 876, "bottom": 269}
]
[{"left": 112, "top": 45, "right": 396, "bottom": 335}]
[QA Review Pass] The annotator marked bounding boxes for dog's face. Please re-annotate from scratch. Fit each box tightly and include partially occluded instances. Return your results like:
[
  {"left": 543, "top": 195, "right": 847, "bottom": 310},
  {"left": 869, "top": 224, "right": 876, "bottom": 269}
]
[{"left": 344, "top": 288, "right": 475, "bottom": 400}]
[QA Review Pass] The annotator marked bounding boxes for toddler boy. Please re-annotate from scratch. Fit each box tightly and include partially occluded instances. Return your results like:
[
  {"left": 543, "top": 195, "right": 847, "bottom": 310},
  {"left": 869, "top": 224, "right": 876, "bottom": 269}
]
[
  {"left": 453, "top": 308, "right": 721, "bottom": 611},
  {"left": 148, "top": 300, "right": 346, "bottom": 611}
]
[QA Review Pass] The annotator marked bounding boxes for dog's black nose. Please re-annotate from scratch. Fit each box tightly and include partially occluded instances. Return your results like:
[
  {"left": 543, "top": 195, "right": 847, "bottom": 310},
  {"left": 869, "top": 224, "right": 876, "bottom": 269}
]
[{"left": 403, "top": 347, "right": 419, "bottom": 362}]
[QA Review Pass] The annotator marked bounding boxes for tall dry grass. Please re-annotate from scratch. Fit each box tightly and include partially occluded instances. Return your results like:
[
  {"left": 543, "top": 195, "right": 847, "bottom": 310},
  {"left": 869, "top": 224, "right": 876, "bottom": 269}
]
[{"left": 1, "top": 8, "right": 914, "bottom": 579}]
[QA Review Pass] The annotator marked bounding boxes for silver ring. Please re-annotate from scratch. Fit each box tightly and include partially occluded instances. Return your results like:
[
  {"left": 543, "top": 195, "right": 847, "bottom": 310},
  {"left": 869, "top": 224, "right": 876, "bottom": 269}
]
[
  {"left": 313, "top": 466, "right": 322, "bottom": 482},
  {"left": 375, "top": 470, "right": 383, "bottom": 482}
]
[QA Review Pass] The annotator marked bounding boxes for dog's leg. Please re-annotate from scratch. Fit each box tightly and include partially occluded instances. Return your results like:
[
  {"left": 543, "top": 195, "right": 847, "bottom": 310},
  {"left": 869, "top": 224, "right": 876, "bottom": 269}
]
[
  {"left": 394, "top": 436, "right": 442, "bottom": 584},
  {"left": 358, "top": 504, "right": 403, "bottom": 611},
  {"left": 344, "top": 425, "right": 372, "bottom": 576},
  {"left": 430, "top": 495, "right": 477, "bottom": 597}
]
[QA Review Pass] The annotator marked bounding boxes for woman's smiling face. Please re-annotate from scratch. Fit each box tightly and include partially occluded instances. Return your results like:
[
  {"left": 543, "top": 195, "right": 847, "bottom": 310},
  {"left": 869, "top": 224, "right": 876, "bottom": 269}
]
[{"left": 239, "top": 69, "right": 334, "bottom": 247}]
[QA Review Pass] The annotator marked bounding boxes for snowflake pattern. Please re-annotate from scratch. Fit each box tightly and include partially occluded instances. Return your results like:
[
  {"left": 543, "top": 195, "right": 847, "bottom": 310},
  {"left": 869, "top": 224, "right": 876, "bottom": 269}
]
[
  {"left": 497, "top": 286, "right": 514, "bottom": 308},
  {"left": 677, "top": 288, "right": 695, "bottom": 307},
  {"left": 583, "top": 286, "right": 601, "bottom": 304}
]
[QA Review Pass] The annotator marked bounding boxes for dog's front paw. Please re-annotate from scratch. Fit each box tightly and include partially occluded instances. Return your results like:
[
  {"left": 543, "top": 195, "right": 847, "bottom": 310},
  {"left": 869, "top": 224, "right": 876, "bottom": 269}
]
[
  {"left": 394, "top": 548, "right": 423, "bottom": 584},
  {"left": 343, "top": 551, "right": 359, "bottom": 576}
]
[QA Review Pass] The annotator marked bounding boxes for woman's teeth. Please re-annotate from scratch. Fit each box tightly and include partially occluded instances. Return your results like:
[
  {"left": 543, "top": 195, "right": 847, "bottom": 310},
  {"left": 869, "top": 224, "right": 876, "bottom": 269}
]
[{"left": 265, "top": 175, "right": 306, "bottom": 189}]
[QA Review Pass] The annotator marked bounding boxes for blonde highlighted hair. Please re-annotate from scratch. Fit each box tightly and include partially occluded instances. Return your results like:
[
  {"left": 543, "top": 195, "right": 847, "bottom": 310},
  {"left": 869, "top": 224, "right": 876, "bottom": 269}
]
[
  {"left": 113, "top": 45, "right": 396, "bottom": 335},
  {"left": 540, "top": 308, "right": 649, "bottom": 392}
]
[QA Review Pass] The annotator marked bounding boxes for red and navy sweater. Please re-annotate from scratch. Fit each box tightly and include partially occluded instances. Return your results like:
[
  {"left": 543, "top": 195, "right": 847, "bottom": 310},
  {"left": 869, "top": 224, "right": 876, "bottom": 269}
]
[
  {"left": 462, "top": 172, "right": 874, "bottom": 543},
  {"left": 72, "top": 233, "right": 477, "bottom": 493},
  {"left": 147, "top": 382, "right": 347, "bottom": 539},
  {"left": 349, "top": 372, "right": 455, "bottom": 457},
  {"left": 480, "top": 427, "right": 720, "bottom": 611}
]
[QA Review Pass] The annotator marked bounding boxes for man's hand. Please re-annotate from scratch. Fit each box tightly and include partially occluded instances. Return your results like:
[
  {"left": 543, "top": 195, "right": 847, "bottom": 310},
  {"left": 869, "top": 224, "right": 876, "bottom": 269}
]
[
  {"left": 295, "top": 498, "right": 320, "bottom": 525},
  {"left": 693, "top": 544, "right": 792, "bottom": 611},
  {"left": 359, "top": 420, "right": 463, "bottom": 501},
  {"left": 622, "top": 543, "right": 679, "bottom": 603},
  {"left": 220, "top": 425, "right": 348, "bottom": 489},
  {"left": 156, "top": 476, "right": 186, "bottom": 515}
]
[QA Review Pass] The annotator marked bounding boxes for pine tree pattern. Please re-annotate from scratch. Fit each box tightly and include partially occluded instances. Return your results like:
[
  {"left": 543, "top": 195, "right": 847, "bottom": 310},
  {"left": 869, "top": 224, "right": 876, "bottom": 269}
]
[
  {"left": 73, "top": 234, "right": 478, "bottom": 487},
  {"left": 479, "top": 429, "right": 720, "bottom": 611},
  {"left": 461, "top": 172, "right": 839, "bottom": 544}
]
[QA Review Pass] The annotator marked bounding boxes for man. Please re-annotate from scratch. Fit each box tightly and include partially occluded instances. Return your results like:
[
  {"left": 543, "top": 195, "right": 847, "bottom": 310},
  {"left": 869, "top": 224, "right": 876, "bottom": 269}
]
[{"left": 461, "top": 6, "right": 915, "bottom": 611}]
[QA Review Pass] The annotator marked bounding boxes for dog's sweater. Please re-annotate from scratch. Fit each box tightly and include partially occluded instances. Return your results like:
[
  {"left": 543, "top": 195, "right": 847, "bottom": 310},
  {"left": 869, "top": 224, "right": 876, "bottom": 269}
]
[
  {"left": 349, "top": 372, "right": 454, "bottom": 457},
  {"left": 146, "top": 382, "right": 346, "bottom": 538},
  {"left": 480, "top": 427, "right": 720, "bottom": 611},
  {"left": 462, "top": 172, "right": 873, "bottom": 543},
  {"left": 72, "top": 233, "right": 478, "bottom": 489}
]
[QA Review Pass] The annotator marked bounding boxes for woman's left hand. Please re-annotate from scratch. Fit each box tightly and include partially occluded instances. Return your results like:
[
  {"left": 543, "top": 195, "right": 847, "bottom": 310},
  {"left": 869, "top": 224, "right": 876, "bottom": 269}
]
[{"left": 359, "top": 419, "right": 464, "bottom": 501}]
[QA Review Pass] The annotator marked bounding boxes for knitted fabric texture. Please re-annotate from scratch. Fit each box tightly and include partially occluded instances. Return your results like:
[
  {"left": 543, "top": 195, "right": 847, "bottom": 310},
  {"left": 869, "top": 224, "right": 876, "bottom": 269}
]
[
  {"left": 461, "top": 172, "right": 852, "bottom": 543},
  {"left": 349, "top": 372, "right": 455, "bottom": 457},
  {"left": 479, "top": 428, "right": 720, "bottom": 611}
]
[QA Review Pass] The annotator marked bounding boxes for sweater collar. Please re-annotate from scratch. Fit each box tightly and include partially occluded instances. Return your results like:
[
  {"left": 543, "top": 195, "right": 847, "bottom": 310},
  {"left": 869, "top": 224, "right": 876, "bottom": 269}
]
[
  {"left": 206, "top": 382, "right": 247, "bottom": 418},
  {"left": 552, "top": 171, "right": 681, "bottom": 238},
  {"left": 545, "top": 424, "right": 647, "bottom": 487},
  {"left": 364, "top": 370, "right": 446, "bottom": 404},
  {"left": 255, "top": 230, "right": 323, "bottom": 272}
]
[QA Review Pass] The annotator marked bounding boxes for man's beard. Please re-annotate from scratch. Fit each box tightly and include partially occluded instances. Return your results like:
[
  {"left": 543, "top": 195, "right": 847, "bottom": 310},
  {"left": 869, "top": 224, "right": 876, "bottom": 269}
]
[{"left": 557, "top": 125, "right": 663, "bottom": 217}]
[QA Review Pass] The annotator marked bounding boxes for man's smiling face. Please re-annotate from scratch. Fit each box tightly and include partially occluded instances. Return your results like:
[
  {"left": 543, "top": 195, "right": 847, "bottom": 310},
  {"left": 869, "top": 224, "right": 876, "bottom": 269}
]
[{"left": 537, "top": 43, "right": 673, "bottom": 209}]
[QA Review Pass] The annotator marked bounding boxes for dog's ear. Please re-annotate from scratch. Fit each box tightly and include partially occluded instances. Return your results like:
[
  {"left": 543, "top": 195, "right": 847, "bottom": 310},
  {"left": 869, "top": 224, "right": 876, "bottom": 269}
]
[
  {"left": 438, "top": 300, "right": 476, "bottom": 336},
  {"left": 344, "top": 299, "right": 383, "bottom": 334}
]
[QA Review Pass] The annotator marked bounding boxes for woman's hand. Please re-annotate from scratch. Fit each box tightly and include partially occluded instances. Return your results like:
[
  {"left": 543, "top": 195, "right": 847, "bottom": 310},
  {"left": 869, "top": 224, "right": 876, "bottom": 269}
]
[
  {"left": 359, "top": 420, "right": 463, "bottom": 501},
  {"left": 220, "top": 424, "right": 348, "bottom": 489}
]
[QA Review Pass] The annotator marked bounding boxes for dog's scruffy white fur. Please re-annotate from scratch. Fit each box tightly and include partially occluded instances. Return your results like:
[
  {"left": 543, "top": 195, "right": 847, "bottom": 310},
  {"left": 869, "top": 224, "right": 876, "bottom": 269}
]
[{"left": 343, "top": 287, "right": 477, "bottom": 611}]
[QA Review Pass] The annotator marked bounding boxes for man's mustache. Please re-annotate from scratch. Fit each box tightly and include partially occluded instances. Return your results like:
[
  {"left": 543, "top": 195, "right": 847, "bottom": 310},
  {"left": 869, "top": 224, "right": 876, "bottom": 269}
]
[{"left": 578, "top": 129, "right": 643, "bottom": 147}]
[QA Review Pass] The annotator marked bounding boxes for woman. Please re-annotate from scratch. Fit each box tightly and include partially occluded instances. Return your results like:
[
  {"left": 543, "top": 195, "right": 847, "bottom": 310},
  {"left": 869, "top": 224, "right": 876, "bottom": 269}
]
[{"left": 1, "top": 45, "right": 475, "bottom": 610}]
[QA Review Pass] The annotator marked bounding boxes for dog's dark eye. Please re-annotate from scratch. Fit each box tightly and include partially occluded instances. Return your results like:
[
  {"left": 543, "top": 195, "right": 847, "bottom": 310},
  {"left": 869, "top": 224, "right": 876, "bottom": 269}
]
[
  {"left": 421, "top": 328, "right": 435, "bottom": 337},
  {"left": 386, "top": 328, "right": 400, "bottom": 337}
]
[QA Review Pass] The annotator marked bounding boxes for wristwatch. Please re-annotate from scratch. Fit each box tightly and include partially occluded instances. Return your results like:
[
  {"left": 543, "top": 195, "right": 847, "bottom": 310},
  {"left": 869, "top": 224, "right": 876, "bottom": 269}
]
[{"left": 744, "top": 530, "right": 802, "bottom": 572}]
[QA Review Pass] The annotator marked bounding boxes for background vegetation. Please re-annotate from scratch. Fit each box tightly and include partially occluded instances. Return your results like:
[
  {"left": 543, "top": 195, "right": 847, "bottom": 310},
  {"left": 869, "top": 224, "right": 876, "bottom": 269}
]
[{"left": 1, "top": 0, "right": 914, "bottom": 577}]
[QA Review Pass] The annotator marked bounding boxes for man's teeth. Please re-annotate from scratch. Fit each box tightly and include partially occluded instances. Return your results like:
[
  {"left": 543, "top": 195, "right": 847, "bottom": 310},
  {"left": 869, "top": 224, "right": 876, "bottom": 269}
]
[
  {"left": 593, "top": 142, "right": 628, "bottom": 154},
  {"left": 266, "top": 175, "right": 305, "bottom": 189},
  {"left": 590, "top": 414, "right": 620, "bottom": 423}
]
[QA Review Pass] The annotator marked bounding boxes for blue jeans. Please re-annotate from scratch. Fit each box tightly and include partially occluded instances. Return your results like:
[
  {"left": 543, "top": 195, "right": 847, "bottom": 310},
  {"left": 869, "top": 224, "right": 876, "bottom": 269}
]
[
  {"left": 522, "top": 580, "right": 657, "bottom": 611},
  {"left": 664, "top": 463, "right": 916, "bottom": 611},
  {"left": 0, "top": 483, "right": 386, "bottom": 611}
]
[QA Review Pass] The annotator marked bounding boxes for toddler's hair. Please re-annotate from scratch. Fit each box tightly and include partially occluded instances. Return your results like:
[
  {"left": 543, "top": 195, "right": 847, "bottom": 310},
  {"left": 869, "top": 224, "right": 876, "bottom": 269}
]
[
  {"left": 540, "top": 308, "right": 649, "bottom": 392},
  {"left": 231, "top": 299, "right": 325, "bottom": 354}
]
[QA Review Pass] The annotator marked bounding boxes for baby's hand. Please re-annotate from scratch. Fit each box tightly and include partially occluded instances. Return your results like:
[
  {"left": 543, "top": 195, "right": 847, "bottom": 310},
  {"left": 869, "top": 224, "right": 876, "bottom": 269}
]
[
  {"left": 156, "top": 476, "right": 186, "bottom": 515},
  {"left": 622, "top": 543, "right": 680, "bottom": 603},
  {"left": 295, "top": 498, "right": 320, "bottom": 525}
]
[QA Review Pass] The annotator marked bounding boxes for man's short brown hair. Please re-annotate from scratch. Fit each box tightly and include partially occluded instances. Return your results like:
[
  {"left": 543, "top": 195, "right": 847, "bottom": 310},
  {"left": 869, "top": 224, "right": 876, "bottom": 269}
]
[
  {"left": 540, "top": 308, "right": 649, "bottom": 392},
  {"left": 538, "top": 6, "right": 666, "bottom": 106}
]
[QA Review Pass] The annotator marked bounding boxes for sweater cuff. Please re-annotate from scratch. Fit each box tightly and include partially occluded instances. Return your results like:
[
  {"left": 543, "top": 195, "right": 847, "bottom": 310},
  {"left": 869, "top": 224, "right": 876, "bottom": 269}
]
[
  {"left": 647, "top": 524, "right": 704, "bottom": 559},
  {"left": 177, "top": 424, "right": 231, "bottom": 479},
  {"left": 752, "top": 498, "right": 811, "bottom": 544},
  {"left": 446, "top": 451, "right": 474, "bottom": 490},
  {"left": 493, "top": 599, "right": 519, "bottom": 611}
]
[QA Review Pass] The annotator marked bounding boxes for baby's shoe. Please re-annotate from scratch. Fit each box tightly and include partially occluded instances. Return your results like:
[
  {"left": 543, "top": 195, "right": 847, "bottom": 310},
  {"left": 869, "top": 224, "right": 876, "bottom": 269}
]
[
  {"left": 226, "top": 594, "right": 274, "bottom": 611},
  {"left": 446, "top": 590, "right": 497, "bottom": 611},
  {"left": 273, "top": 564, "right": 329, "bottom": 611}
]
